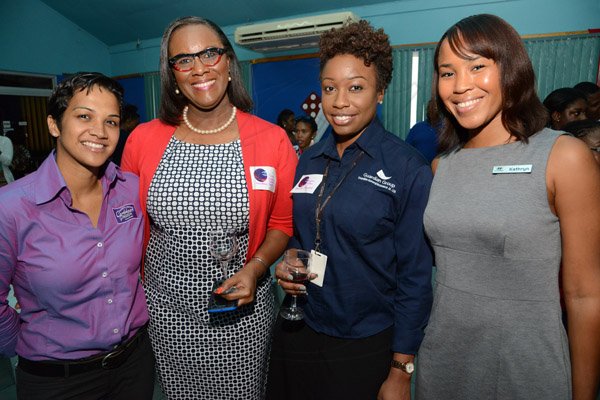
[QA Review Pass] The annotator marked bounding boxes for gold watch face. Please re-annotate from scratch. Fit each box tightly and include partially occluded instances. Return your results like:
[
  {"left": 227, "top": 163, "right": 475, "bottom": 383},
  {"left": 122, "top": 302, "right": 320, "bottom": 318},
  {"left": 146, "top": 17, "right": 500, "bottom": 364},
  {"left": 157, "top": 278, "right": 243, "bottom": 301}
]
[{"left": 392, "top": 360, "right": 415, "bottom": 374}]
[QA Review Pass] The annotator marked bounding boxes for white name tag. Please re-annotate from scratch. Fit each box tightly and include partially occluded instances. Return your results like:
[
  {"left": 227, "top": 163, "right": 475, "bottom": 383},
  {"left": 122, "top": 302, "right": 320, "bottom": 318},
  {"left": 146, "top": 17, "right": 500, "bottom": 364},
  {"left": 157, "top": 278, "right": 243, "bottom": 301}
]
[
  {"left": 250, "top": 166, "right": 276, "bottom": 192},
  {"left": 290, "top": 174, "right": 324, "bottom": 194},
  {"left": 309, "top": 250, "right": 327, "bottom": 287},
  {"left": 492, "top": 164, "right": 533, "bottom": 174}
]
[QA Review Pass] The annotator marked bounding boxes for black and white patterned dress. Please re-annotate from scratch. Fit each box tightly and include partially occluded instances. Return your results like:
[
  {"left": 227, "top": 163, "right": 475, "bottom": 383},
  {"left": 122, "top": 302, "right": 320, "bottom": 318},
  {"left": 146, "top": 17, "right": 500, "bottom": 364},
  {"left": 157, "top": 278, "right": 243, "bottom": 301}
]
[{"left": 144, "top": 137, "right": 276, "bottom": 400}]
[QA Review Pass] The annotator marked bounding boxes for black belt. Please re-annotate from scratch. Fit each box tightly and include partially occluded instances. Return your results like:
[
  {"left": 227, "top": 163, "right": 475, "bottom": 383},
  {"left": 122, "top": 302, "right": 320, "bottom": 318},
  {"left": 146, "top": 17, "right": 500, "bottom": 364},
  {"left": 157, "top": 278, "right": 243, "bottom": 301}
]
[{"left": 18, "top": 325, "right": 147, "bottom": 378}]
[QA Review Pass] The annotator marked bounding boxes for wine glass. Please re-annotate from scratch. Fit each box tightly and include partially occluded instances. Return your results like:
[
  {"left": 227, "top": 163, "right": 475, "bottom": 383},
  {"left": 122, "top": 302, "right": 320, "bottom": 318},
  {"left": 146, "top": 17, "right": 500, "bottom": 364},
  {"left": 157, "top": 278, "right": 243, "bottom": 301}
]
[
  {"left": 279, "top": 249, "right": 311, "bottom": 321},
  {"left": 209, "top": 228, "right": 239, "bottom": 284}
]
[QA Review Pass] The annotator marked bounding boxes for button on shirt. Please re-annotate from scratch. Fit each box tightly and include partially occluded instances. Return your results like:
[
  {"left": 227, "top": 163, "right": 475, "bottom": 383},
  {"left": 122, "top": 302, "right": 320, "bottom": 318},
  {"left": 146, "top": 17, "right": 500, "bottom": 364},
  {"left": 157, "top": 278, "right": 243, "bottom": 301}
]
[
  {"left": 0, "top": 152, "right": 148, "bottom": 360},
  {"left": 290, "top": 117, "right": 433, "bottom": 354}
]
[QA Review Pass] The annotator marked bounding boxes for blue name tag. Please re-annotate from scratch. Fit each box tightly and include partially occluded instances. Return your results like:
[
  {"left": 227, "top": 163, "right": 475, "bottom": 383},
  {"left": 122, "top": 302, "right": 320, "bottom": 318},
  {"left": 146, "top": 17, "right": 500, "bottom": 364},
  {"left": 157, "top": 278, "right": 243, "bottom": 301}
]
[{"left": 492, "top": 164, "right": 532, "bottom": 174}]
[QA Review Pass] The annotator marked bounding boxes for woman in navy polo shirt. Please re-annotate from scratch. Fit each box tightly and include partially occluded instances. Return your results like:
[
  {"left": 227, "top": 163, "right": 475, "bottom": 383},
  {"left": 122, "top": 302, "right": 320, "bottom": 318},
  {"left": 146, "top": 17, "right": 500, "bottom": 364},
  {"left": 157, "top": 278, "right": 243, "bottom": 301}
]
[{"left": 0, "top": 73, "right": 154, "bottom": 400}]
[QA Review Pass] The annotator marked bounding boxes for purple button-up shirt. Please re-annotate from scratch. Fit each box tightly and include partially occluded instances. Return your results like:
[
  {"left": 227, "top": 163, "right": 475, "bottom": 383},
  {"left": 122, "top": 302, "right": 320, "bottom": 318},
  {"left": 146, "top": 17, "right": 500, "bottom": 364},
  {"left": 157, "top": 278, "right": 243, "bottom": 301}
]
[{"left": 0, "top": 152, "right": 148, "bottom": 360}]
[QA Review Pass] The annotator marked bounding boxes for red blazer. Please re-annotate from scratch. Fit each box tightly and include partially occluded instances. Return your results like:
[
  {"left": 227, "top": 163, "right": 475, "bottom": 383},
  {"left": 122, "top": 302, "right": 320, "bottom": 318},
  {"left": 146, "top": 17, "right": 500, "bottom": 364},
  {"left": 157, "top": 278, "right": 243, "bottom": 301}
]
[{"left": 121, "top": 111, "right": 297, "bottom": 264}]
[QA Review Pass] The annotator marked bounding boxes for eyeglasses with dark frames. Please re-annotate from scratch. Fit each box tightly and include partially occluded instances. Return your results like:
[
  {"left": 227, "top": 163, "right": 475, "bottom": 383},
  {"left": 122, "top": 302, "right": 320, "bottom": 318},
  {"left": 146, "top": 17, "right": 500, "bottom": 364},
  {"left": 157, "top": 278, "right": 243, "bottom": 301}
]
[{"left": 169, "top": 47, "right": 226, "bottom": 72}]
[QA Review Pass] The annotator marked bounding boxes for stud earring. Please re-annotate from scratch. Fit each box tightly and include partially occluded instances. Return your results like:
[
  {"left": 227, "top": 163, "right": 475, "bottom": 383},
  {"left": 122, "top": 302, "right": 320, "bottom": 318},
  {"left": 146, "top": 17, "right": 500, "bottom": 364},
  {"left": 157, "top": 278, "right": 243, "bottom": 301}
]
[
  {"left": 228, "top": 76, "right": 232, "bottom": 82},
  {"left": 175, "top": 88, "right": 180, "bottom": 94}
]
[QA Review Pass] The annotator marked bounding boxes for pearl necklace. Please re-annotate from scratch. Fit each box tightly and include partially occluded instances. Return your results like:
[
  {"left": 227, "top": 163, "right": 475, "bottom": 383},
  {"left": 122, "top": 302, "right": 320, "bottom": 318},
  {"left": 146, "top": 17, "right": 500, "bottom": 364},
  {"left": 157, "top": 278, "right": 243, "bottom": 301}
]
[{"left": 182, "top": 105, "right": 237, "bottom": 135}]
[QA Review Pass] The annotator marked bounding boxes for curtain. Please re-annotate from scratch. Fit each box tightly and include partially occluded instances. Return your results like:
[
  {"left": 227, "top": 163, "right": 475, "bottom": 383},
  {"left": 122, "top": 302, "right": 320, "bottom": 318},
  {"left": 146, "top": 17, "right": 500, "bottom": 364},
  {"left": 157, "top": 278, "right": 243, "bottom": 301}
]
[
  {"left": 381, "top": 32, "right": 600, "bottom": 139},
  {"left": 526, "top": 33, "right": 600, "bottom": 101},
  {"left": 19, "top": 96, "right": 51, "bottom": 155},
  {"left": 415, "top": 46, "right": 436, "bottom": 126},
  {"left": 143, "top": 72, "right": 161, "bottom": 120},
  {"left": 381, "top": 48, "right": 413, "bottom": 138}
]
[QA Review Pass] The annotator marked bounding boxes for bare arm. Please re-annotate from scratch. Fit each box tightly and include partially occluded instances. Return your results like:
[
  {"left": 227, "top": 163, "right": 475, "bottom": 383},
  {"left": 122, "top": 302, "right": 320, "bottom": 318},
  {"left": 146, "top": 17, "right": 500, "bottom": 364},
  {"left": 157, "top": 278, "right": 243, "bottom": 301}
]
[{"left": 548, "top": 135, "right": 600, "bottom": 400}]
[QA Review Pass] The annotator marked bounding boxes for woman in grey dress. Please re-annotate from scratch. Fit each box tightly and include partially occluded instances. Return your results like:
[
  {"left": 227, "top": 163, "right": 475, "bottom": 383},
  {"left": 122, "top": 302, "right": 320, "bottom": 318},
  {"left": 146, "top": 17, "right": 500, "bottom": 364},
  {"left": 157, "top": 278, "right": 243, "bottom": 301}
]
[{"left": 415, "top": 14, "right": 600, "bottom": 399}]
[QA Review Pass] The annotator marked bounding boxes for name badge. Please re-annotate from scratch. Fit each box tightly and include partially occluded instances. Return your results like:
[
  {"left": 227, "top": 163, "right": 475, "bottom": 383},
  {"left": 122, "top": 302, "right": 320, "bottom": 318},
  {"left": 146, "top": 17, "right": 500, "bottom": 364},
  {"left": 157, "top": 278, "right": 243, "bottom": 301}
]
[
  {"left": 250, "top": 166, "right": 276, "bottom": 192},
  {"left": 309, "top": 250, "right": 327, "bottom": 287},
  {"left": 290, "top": 174, "right": 324, "bottom": 194},
  {"left": 113, "top": 204, "right": 137, "bottom": 223},
  {"left": 492, "top": 164, "right": 533, "bottom": 174}
]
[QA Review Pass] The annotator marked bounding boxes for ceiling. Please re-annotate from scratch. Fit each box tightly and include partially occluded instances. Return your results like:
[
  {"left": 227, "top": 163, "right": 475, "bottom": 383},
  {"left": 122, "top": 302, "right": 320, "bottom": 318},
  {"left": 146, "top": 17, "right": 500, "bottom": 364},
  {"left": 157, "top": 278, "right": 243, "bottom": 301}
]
[{"left": 40, "top": 0, "right": 394, "bottom": 46}]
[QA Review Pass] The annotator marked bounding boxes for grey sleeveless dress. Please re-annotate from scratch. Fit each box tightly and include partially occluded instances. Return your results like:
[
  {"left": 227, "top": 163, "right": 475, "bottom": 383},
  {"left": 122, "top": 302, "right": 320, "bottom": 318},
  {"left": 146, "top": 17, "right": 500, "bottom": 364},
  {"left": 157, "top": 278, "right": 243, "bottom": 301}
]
[{"left": 416, "top": 129, "right": 571, "bottom": 399}]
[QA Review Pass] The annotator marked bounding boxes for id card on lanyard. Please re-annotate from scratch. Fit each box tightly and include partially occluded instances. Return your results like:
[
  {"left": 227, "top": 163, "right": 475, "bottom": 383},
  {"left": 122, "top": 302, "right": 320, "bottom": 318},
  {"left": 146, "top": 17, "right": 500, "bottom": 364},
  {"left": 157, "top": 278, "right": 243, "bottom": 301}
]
[{"left": 311, "top": 151, "right": 365, "bottom": 287}]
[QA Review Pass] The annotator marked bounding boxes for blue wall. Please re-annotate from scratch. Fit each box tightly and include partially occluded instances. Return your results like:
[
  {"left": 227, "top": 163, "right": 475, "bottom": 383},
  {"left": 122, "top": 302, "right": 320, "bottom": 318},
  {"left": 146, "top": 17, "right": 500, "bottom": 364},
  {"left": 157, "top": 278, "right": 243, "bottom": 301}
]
[
  {"left": 0, "top": 0, "right": 111, "bottom": 75},
  {"left": 0, "top": 0, "right": 598, "bottom": 77},
  {"left": 110, "top": 0, "right": 600, "bottom": 76}
]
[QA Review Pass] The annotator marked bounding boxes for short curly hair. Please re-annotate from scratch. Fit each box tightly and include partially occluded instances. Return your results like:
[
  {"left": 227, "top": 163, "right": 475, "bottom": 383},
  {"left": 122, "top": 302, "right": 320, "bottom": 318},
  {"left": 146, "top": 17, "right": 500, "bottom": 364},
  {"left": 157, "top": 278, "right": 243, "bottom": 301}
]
[{"left": 319, "top": 20, "right": 393, "bottom": 92}]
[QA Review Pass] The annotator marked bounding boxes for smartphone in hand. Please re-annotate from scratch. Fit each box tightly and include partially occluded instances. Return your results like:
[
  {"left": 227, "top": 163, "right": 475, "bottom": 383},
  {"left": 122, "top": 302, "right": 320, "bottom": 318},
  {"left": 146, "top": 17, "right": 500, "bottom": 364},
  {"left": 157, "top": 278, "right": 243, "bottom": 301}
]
[{"left": 207, "top": 280, "right": 238, "bottom": 313}]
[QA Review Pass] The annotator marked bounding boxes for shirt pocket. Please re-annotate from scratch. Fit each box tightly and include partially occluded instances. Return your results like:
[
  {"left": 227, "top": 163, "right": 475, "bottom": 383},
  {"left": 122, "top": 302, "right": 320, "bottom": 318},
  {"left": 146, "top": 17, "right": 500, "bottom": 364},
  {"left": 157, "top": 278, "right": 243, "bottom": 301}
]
[{"left": 334, "top": 182, "right": 396, "bottom": 242}]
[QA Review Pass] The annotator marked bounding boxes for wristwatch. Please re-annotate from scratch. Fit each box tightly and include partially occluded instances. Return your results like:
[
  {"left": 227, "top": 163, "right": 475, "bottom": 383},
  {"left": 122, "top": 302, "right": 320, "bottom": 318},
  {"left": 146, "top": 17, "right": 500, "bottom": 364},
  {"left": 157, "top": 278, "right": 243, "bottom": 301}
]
[{"left": 391, "top": 359, "right": 415, "bottom": 375}]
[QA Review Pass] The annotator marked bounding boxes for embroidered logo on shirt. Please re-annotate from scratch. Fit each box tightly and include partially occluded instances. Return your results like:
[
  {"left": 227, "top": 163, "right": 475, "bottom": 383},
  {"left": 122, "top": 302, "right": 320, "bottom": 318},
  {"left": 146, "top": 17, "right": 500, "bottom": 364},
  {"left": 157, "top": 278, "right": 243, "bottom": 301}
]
[
  {"left": 376, "top": 169, "right": 392, "bottom": 180},
  {"left": 358, "top": 173, "right": 397, "bottom": 194},
  {"left": 113, "top": 204, "right": 137, "bottom": 223}
]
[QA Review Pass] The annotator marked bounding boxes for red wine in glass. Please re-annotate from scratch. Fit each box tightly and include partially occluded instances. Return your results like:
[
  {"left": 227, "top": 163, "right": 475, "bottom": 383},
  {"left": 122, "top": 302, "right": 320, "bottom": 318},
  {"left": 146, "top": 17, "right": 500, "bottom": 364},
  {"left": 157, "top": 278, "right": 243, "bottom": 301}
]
[
  {"left": 289, "top": 271, "right": 309, "bottom": 282},
  {"left": 280, "top": 249, "right": 311, "bottom": 321}
]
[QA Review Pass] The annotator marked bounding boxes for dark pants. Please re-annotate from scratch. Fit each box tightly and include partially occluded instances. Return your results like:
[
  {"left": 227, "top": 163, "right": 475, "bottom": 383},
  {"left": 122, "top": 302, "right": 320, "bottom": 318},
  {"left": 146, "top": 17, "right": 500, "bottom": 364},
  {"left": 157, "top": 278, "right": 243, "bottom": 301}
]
[
  {"left": 16, "top": 330, "right": 155, "bottom": 400},
  {"left": 266, "top": 317, "right": 393, "bottom": 400}
]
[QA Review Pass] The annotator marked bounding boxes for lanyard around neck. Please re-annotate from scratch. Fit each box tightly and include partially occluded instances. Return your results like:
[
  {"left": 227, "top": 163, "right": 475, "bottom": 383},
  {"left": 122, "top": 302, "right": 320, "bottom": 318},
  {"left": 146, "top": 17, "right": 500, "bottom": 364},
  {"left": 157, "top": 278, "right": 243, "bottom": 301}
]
[{"left": 313, "top": 150, "right": 365, "bottom": 252}]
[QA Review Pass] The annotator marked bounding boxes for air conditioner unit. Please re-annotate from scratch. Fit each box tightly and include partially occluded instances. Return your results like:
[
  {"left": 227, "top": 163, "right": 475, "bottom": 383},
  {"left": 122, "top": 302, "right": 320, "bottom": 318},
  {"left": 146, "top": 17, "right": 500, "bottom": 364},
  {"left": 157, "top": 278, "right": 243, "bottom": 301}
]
[{"left": 235, "top": 11, "right": 359, "bottom": 53}]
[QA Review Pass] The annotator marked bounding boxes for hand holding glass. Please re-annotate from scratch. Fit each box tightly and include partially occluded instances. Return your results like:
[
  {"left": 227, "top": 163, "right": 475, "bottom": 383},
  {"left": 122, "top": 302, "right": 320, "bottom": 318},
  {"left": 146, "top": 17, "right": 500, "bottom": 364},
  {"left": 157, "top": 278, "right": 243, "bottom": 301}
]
[
  {"left": 280, "top": 249, "right": 311, "bottom": 321},
  {"left": 208, "top": 229, "right": 239, "bottom": 313}
]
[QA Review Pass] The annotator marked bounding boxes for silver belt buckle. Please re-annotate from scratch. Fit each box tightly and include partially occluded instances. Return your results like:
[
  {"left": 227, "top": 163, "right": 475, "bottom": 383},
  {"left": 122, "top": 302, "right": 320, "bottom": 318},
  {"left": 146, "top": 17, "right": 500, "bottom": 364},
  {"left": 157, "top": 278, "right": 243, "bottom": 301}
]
[{"left": 101, "top": 348, "right": 122, "bottom": 369}]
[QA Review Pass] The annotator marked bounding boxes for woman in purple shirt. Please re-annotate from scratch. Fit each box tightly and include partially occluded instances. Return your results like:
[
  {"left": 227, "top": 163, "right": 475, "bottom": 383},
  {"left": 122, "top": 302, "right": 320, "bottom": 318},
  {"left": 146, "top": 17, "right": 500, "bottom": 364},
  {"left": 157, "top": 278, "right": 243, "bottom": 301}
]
[{"left": 0, "top": 73, "right": 155, "bottom": 400}]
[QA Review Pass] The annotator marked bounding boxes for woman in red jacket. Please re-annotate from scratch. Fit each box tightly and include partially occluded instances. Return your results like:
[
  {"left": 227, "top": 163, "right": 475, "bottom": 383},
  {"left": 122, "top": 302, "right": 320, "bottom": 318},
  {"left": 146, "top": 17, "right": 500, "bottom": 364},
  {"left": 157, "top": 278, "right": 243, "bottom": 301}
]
[{"left": 122, "top": 16, "right": 297, "bottom": 400}]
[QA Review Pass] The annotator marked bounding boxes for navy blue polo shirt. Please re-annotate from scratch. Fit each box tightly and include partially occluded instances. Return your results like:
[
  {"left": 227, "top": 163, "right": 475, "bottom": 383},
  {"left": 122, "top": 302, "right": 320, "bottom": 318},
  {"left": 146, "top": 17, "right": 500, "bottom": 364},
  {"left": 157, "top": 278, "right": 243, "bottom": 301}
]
[{"left": 290, "top": 117, "right": 433, "bottom": 354}]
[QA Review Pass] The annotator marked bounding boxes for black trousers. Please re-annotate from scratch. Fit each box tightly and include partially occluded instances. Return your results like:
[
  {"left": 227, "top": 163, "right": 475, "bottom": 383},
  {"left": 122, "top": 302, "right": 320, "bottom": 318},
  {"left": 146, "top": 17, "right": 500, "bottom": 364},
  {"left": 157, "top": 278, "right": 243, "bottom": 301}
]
[
  {"left": 16, "top": 330, "right": 155, "bottom": 400},
  {"left": 266, "top": 317, "right": 393, "bottom": 400}
]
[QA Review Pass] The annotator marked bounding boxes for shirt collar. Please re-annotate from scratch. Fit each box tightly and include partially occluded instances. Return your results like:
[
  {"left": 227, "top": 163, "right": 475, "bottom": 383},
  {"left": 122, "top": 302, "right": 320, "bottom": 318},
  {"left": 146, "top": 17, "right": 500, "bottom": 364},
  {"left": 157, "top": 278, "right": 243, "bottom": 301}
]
[
  {"left": 34, "top": 150, "right": 123, "bottom": 205},
  {"left": 310, "top": 117, "right": 386, "bottom": 161}
]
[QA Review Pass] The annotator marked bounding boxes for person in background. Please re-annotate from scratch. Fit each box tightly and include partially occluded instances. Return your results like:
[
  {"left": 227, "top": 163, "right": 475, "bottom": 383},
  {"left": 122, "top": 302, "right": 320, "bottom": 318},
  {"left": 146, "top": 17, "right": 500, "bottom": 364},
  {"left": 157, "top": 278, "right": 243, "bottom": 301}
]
[
  {"left": 405, "top": 99, "right": 441, "bottom": 163},
  {"left": 277, "top": 108, "right": 297, "bottom": 146},
  {"left": 0, "top": 130, "right": 14, "bottom": 185},
  {"left": 122, "top": 16, "right": 297, "bottom": 399},
  {"left": 587, "top": 91, "right": 600, "bottom": 121},
  {"left": 543, "top": 87, "right": 588, "bottom": 130},
  {"left": 416, "top": 14, "right": 600, "bottom": 400},
  {"left": 573, "top": 81, "right": 600, "bottom": 121},
  {"left": 0, "top": 72, "right": 154, "bottom": 400},
  {"left": 112, "top": 104, "right": 140, "bottom": 166},
  {"left": 268, "top": 20, "right": 433, "bottom": 400},
  {"left": 563, "top": 119, "right": 600, "bottom": 165},
  {"left": 294, "top": 115, "right": 317, "bottom": 155},
  {"left": 6, "top": 125, "right": 35, "bottom": 179}
]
